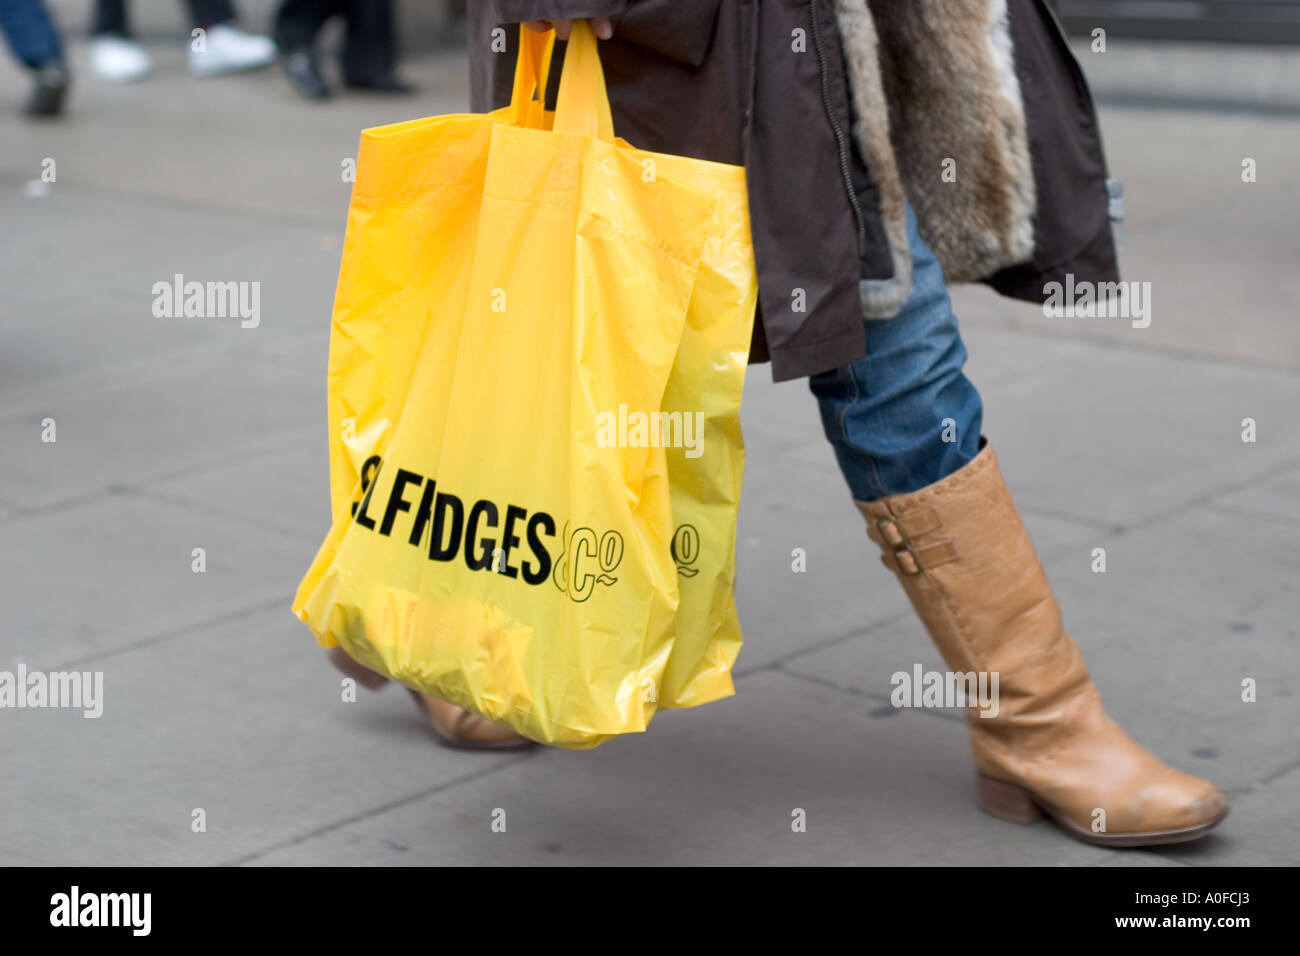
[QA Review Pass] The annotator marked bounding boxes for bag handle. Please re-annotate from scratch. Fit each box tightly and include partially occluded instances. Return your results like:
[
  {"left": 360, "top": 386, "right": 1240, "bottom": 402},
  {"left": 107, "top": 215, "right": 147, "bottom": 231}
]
[
  {"left": 552, "top": 20, "right": 615, "bottom": 142},
  {"left": 509, "top": 26, "right": 555, "bottom": 128}
]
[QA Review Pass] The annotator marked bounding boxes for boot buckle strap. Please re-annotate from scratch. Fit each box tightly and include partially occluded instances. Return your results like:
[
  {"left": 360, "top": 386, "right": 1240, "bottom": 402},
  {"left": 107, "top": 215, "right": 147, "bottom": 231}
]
[
  {"left": 874, "top": 507, "right": 955, "bottom": 575},
  {"left": 880, "top": 539, "right": 960, "bottom": 575},
  {"left": 876, "top": 518, "right": 906, "bottom": 548},
  {"left": 875, "top": 507, "right": 941, "bottom": 545}
]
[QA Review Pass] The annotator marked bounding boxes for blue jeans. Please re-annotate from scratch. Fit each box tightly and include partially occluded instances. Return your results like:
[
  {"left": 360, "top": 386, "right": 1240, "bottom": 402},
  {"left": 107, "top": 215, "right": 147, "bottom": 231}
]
[
  {"left": 0, "top": 0, "right": 63, "bottom": 68},
  {"left": 810, "top": 204, "right": 984, "bottom": 502}
]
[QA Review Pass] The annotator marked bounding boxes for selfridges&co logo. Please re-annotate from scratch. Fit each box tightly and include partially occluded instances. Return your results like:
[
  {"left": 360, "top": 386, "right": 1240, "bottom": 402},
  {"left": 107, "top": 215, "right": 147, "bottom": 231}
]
[{"left": 350, "top": 457, "right": 701, "bottom": 601}]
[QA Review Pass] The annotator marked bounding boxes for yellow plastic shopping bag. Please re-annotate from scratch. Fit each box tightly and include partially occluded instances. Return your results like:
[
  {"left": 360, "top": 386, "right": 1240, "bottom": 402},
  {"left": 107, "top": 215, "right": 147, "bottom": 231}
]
[{"left": 293, "top": 23, "right": 756, "bottom": 747}]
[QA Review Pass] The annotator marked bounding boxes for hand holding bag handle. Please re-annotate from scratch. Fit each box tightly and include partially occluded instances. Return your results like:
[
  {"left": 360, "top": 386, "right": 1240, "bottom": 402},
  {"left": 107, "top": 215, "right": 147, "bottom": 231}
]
[
  {"left": 551, "top": 20, "right": 616, "bottom": 142},
  {"left": 508, "top": 22, "right": 614, "bottom": 142}
]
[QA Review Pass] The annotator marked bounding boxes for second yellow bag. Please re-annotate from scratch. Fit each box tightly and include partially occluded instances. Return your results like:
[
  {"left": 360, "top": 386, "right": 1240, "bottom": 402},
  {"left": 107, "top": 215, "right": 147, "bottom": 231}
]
[{"left": 503, "top": 28, "right": 759, "bottom": 711}]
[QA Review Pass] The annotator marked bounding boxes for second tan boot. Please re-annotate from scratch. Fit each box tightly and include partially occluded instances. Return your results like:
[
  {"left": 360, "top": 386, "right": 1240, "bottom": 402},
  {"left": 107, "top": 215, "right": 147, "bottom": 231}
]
[
  {"left": 325, "top": 646, "right": 535, "bottom": 751},
  {"left": 857, "top": 442, "right": 1227, "bottom": 846}
]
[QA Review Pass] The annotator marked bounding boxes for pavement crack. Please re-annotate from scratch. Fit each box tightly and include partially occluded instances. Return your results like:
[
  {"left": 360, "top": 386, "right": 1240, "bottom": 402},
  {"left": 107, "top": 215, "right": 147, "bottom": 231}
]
[
  {"left": 46, "top": 595, "right": 289, "bottom": 672},
  {"left": 220, "top": 752, "right": 541, "bottom": 866},
  {"left": 730, "top": 609, "right": 913, "bottom": 681}
]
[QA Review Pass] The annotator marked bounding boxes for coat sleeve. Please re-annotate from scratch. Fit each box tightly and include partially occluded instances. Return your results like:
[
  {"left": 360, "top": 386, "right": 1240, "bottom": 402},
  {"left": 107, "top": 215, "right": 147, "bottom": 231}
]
[
  {"left": 490, "top": 1, "right": 722, "bottom": 68},
  {"left": 615, "top": 0, "right": 721, "bottom": 67},
  {"left": 488, "top": 1, "right": 631, "bottom": 23}
]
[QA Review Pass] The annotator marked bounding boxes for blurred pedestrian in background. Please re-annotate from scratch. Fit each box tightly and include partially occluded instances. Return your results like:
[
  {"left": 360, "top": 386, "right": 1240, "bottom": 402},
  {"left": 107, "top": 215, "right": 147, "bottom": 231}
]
[
  {"left": 89, "top": 0, "right": 274, "bottom": 83},
  {"left": 0, "top": 0, "right": 68, "bottom": 116},
  {"left": 275, "top": 0, "right": 411, "bottom": 100}
]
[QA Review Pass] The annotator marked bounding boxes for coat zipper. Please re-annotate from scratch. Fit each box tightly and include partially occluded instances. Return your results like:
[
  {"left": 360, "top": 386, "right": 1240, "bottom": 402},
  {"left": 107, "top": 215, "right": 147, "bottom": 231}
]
[{"left": 809, "top": 0, "right": 867, "bottom": 251}]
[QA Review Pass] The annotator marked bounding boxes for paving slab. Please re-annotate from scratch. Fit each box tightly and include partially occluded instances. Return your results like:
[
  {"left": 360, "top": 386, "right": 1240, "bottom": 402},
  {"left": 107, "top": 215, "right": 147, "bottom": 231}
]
[
  {"left": 0, "top": 187, "right": 341, "bottom": 403},
  {"left": 240, "top": 328, "right": 333, "bottom": 377},
  {"left": 142, "top": 435, "right": 330, "bottom": 548},
  {"left": 1034, "top": 507, "right": 1300, "bottom": 796},
  {"left": 0, "top": 605, "right": 531, "bottom": 866},
  {"left": 971, "top": 341, "right": 1300, "bottom": 528},
  {"left": 0, "top": 347, "right": 319, "bottom": 510},
  {"left": 241, "top": 670, "right": 1138, "bottom": 866},
  {"left": 0, "top": 494, "right": 308, "bottom": 668},
  {"left": 1212, "top": 463, "right": 1300, "bottom": 525},
  {"left": 730, "top": 421, "right": 913, "bottom": 670}
]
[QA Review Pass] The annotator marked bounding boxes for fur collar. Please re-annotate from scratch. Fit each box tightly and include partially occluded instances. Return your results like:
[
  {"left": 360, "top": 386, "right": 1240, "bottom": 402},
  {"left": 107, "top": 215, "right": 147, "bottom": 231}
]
[{"left": 836, "top": 0, "right": 1038, "bottom": 314}]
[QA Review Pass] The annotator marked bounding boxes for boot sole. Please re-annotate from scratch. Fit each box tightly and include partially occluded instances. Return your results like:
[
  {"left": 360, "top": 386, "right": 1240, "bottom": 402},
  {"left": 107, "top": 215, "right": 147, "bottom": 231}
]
[{"left": 976, "top": 772, "right": 1229, "bottom": 847}]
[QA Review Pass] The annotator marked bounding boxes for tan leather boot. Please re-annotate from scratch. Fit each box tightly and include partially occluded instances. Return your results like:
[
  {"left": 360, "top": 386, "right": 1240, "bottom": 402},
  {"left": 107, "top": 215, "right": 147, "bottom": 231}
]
[
  {"left": 325, "top": 646, "right": 535, "bottom": 751},
  {"left": 857, "top": 442, "right": 1226, "bottom": 846}
]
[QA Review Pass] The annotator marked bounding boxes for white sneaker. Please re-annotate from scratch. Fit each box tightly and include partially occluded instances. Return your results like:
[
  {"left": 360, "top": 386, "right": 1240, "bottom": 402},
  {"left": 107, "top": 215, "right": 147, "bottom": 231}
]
[
  {"left": 188, "top": 24, "right": 276, "bottom": 78},
  {"left": 90, "top": 36, "right": 153, "bottom": 83}
]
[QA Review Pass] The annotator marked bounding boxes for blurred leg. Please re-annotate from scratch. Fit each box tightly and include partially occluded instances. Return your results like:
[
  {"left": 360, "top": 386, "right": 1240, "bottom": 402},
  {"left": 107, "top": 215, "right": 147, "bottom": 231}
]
[
  {"left": 0, "top": 0, "right": 63, "bottom": 68},
  {"left": 0, "top": 0, "right": 68, "bottom": 116},
  {"left": 275, "top": 0, "right": 335, "bottom": 98},
  {"left": 342, "top": 0, "right": 407, "bottom": 90},
  {"left": 274, "top": 0, "right": 333, "bottom": 52},
  {"left": 91, "top": 0, "right": 129, "bottom": 37},
  {"left": 185, "top": 0, "right": 236, "bottom": 29},
  {"left": 88, "top": 0, "right": 151, "bottom": 81}
]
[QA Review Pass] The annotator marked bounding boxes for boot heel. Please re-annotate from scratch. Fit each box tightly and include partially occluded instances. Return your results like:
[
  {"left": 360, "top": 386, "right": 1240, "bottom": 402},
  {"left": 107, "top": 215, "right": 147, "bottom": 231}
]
[
  {"left": 326, "top": 645, "right": 389, "bottom": 691},
  {"left": 977, "top": 773, "right": 1044, "bottom": 824}
]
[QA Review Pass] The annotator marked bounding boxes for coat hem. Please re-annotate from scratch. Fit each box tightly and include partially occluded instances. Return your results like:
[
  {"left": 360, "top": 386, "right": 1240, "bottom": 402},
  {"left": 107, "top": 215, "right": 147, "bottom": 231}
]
[
  {"left": 766, "top": 325, "right": 867, "bottom": 383},
  {"left": 985, "top": 221, "right": 1120, "bottom": 302}
]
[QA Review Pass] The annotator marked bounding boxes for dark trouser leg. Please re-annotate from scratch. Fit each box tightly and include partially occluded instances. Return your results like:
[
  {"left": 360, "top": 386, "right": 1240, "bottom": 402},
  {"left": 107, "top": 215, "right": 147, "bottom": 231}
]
[
  {"left": 186, "top": 0, "right": 236, "bottom": 28},
  {"left": 91, "top": 0, "right": 128, "bottom": 37},
  {"left": 341, "top": 0, "right": 397, "bottom": 84},
  {"left": 274, "top": 0, "right": 336, "bottom": 52}
]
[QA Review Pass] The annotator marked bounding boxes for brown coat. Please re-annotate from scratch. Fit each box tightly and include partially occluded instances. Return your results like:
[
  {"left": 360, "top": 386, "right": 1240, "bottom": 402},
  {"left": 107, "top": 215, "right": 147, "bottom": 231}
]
[{"left": 469, "top": 1, "right": 1120, "bottom": 381}]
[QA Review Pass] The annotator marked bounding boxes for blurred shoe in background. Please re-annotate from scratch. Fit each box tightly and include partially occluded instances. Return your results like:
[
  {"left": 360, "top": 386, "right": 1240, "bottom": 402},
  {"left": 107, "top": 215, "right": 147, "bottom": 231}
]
[
  {"left": 90, "top": 0, "right": 275, "bottom": 80},
  {"left": 280, "top": 46, "right": 329, "bottom": 99},
  {"left": 189, "top": 22, "right": 276, "bottom": 77},
  {"left": 23, "top": 59, "right": 69, "bottom": 116},
  {"left": 89, "top": 34, "right": 152, "bottom": 82},
  {"left": 275, "top": 0, "right": 413, "bottom": 101}
]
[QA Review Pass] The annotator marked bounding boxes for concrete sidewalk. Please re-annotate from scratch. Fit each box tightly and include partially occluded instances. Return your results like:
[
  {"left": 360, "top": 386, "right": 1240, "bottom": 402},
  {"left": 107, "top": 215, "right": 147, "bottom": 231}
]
[{"left": 1, "top": 42, "right": 1297, "bottom": 866}]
